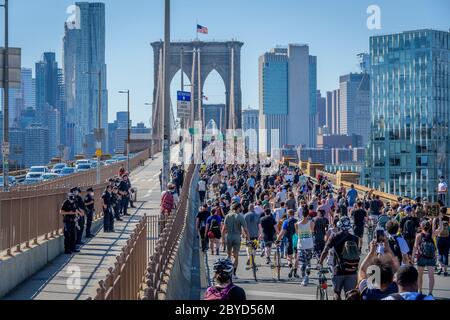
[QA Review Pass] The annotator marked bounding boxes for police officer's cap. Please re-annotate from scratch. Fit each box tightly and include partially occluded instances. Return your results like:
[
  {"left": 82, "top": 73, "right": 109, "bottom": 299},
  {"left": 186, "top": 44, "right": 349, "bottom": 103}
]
[
  {"left": 70, "top": 187, "right": 77, "bottom": 193},
  {"left": 76, "top": 187, "right": 82, "bottom": 193},
  {"left": 86, "top": 187, "right": 94, "bottom": 192}
]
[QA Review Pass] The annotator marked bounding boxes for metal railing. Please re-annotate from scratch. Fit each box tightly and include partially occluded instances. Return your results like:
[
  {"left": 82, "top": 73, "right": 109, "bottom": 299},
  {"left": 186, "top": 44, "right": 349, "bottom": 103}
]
[
  {"left": 89, "top": 216, "right": 148, "bottom": 300},
  {"left": 0, "top": 148, "right": 153, "bottom": 258}
]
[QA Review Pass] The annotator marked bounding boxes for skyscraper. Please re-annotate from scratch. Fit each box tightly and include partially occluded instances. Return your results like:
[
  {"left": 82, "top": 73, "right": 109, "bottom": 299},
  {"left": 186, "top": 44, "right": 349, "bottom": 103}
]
[
  {"left": 21, "top": 68, "right": 34, "bottom": 110},
  {"left": 367, "top": 29, "right": 450, "bottom": 202},
  {"left": 242, "top": 108, "right": 259, "bottom": 153},
  {"left": 24, "top": 124, "right": 49, "bottom": 167},
  {"left": 325, "top": 89, "right": 341, "bottom": 135},
  {"left": 317, "top": 90, "right": 327, "bottom": 128},
  {"left": 259, "top": 44, "right": 316, "bottom": 153},
  {"left": 339, "top": 73, "right": 370, "bottom": 144},
  {"left": 64, "top": 2, "right": 108, "bottom": 155}
]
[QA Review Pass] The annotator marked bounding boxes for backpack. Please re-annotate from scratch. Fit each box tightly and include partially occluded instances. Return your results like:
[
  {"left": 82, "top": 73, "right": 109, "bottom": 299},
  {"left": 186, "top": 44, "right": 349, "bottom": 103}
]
[
  {"left": 204, "top": 284, "right": 236, "bottom": 301},
  {"left": 388, "top": 236, "right": 403, "bottom": 265},
  {"left": 285, "top": 218, "right": 297, "bottom": 238},
  {"left": 403, "top": 219, "right": 416, "bottom": 239},
  {"left": 335, "top": 235, "right": 360, "bottom": 273},
  {"left": 419, "top": 234, "right": 436, "bottom": 259},
  {"left": 160, "top": 191, "right": 174, "bottom": 213},
  {"left": 210, "top": 217, "right": 220, "bottom": 232}
]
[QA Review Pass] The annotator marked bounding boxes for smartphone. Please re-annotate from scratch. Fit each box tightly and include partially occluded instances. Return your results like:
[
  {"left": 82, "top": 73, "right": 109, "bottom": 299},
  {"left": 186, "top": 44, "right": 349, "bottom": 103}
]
[{"left": 376, "top": 229, "right": 385, "bottom": 243}]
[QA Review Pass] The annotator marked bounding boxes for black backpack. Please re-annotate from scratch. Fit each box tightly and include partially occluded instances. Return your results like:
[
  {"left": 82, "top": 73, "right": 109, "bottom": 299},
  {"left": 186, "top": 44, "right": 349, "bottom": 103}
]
[
  {"left": 419, "top": 234, "right": 436, "bottom": 259},
  {"left": 388, "top": 236, "right": 403, "bottom": 264},
  {"left": 335, "top": 235, "right": 360, "bottom": 273},
  {"left": 285, "top": 218, "right": 297, "bottom": 238},
  {"left": 403, "top": 219, "right": 416, "bottom": 239}
]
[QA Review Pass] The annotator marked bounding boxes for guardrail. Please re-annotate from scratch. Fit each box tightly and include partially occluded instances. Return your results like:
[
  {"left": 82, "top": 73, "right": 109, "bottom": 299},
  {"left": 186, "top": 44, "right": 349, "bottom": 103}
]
[
  {"left": 0, "top": 148, "right": 154, "bottom": 258},
  {"left": 142, "top": 164, "right": 195, "bottom": 300}
]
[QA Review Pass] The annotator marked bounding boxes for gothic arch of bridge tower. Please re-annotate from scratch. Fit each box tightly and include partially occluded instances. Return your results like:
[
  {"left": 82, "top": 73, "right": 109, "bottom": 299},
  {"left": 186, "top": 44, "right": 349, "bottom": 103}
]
[{"left": 151, "top": 40, "right": 243, "bottom": 138}]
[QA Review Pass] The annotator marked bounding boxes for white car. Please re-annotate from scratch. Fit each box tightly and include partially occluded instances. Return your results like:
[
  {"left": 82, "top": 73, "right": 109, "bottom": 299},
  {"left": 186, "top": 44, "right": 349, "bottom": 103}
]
[
  {"left": 51, "top": 163, "right": 67, "bottom": 174},
  {"left": 29, "top": 166, "right": 49, "bottom": 174},
  {"left": 105, "top": 159, "right": 117, "bottom": 166},
  {"left": 76, "top": 163, "right": 92, "bottom": 172},
  {"left": 59, "top": 167, "right": 77, "bottom": 177},
  {"left": 24, "top": 173, "right": 44, "bottom": 184},
  {"left": 75, "top": 159, "right": 91, "bottom": 166}
]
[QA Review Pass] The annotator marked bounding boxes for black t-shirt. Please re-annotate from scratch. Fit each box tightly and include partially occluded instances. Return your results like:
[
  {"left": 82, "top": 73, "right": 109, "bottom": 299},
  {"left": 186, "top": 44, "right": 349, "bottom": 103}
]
[
  {"left": 260, "top": 215, "right": 276, "bottom": 238},
  {"left": 313, "top": 216, "right": 328, "bottom": 241},
  {"left": 76, "top": 196, "right": 86, "bottom": 211},
  {"left": 61, "top": 199, "right": 76, "bottom": 222},
  {"left": 102, "top": 192, "right": 112, "bottom": 206},
  {"left": 196, "top": 210, "right": 210, "bottom": 229},
  {"left": 118, "top": 180, "right": 130, "bottom": 194},
  {"left": 369, "top": 199, "right": 382, "bottom": 215},
  {"left": 353, "top": 209, "right": 367, "bottom": 227},
  {"left": 228, "top": 286, "right": 246, "bottom": 300},
  {"left": 400, "top": 216, "right": 420, "bottom": 233},
  {"left": 84, "top": 194, "right": 94, "bottom": 210}
]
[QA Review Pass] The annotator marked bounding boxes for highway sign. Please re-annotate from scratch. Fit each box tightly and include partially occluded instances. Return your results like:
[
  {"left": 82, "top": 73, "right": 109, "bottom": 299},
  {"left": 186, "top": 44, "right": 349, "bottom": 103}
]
[
  {"left": 177, "top": 91, "right": 191, "bottom": 119},
  {"left": 0, "top": 48, "right": 22, "bottom": 88},
  {"left": 95, "top": 149, "right": 102, "bottom": 158},
  {"left": 2, "top": 142, "right": 9, "bottom": 155}
]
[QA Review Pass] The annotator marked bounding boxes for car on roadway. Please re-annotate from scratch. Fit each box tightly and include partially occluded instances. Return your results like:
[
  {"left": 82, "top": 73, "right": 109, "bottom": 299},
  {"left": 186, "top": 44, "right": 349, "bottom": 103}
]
[
  {"left": 24, "top": 173, "right": 44, "bottom": 185},
  {"left": 75, "top": 159, "right": 91, "bottom": 166},
  {"left": 0, "top": 176, "right": 18, "bottom": 190},
  {"left": 75, "top": 163, "right": 92, "bottom": 172},
  {"left": 104, "top": 159, "right": 117, "bottom": 166},
  {"left": 59, "top": 167, "right": 78, "bottom": 177},
  {"left": 29, "top": 166, "right": 49, "bottom": 174},
  {"left": 115, "top": 156, "right": 127, "bottom": 162},
  {"left": 41, "top": 173, "right": 60, "bottom": 181},
  {"left": 51, "top": 163, "right": 67, "bottom": 174}
]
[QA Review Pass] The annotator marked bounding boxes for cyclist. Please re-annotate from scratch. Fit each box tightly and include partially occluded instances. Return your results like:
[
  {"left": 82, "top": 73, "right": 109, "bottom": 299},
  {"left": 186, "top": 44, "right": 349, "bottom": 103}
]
[
  {"left": 244, "top": 204, "right": 261, "bottom": 266},
  {"left": 222, "top": 203, "right": 249, "bottom": 279},
  {"left": 313, "top": 209, "right": 329, "bottom": 258},
  {"left": 296, "top": 207, "right": 315, "bottom": 285},
  {"left": 319, "top": 216, "right": 360, "bottom": 300},
  {"left": 204, "top": 258, "right": 247, "bottom": 301}
]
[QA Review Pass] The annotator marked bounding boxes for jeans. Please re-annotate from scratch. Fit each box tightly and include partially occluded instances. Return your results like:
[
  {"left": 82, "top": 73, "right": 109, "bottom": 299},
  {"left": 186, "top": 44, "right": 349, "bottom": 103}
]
[
  {"left": 437, "top": 236, "right": 450, "bottom": 266},
  {"left": 199, "top": 191, "right": 206, "bottom": 203},
  {"left": 85, "top": 208, "right": 94, "bottom": 237},
  {"left": 121, "top": 197, "right": 129, "bottom": 215},
  {"left": 438, "top": 193, "right": 446, "bottom": 206}
]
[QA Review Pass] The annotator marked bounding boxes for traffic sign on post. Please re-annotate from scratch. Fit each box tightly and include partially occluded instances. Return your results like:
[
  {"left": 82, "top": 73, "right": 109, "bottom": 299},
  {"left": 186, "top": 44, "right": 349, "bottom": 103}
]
[
  {"left": 177, "top": 91, "right": 191, "bottom": 119},
  {"left": 2, "top": 142, "right": 9, "bottom": 156}
]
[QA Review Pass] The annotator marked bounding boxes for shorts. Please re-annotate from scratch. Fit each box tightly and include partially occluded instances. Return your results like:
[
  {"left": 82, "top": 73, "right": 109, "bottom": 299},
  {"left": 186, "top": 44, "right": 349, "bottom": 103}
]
[
  {"left": 226, "top": 235, "right": 242, "bottom": 252},
  {"left": 298, "top": 249, "right": 314, "bottom": 264},
  {"left": 211, "top": 228, "right": 221, "bottom": 240},
  {"left": 417, "top": 256, "right": 436, "bottom": 267},
  {"left": 332, "top": 274, "right": 358, "bottom": 295},
  {"left": 353, "top": 226, "right": 364, "bottom": 238},
  {"left": 286, "top": 238, "right": 295, "bottom": 256},
  {"left": 263, "top": 235, "right": 275, "bottom": 247}
]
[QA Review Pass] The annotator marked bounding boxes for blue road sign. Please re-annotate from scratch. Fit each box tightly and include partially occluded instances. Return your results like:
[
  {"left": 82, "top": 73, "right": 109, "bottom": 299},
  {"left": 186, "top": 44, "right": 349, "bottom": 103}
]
[{"left": 177, "top": 91, "right": 191, "bottom": 102}]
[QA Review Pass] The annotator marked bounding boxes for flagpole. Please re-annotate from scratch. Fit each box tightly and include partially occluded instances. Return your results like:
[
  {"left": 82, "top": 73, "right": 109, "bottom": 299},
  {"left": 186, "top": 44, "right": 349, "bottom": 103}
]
[{"left": 196, "top": 19, "right": 198, "bottom": 40}]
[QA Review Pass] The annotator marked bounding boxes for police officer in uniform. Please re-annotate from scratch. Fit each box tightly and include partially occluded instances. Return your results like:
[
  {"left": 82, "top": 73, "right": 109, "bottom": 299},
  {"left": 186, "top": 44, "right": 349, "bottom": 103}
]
[
  {"left": 72, "top": 187, "right": 86, "bottom": 246},
  {"left": 102, "top": 184, "right": 114, "bottom": 232},
  {"left": 118, "top": 174, "right": 131, "bottom": 216},
  {"left": 60, "top": 193, "right": 79, "bottom": 254},
  {"left": 112, "top": 185, "right": 123, "bottom": 221},
  {"left": 84, "top": 187, "right": 95, "bottom": 238}
]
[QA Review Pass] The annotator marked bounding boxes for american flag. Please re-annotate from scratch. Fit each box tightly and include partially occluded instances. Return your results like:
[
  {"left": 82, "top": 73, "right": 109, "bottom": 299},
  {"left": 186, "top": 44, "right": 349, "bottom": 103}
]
[{"left": 197, "top": 24, "right": 208, "bottom": 34}]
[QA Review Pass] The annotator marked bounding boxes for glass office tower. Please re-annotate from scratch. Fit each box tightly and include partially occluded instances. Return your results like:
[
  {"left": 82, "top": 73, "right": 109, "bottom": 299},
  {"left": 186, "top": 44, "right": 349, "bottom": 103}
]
[{"left": 367, "top": 29, "right": 450, "bottom": 202}]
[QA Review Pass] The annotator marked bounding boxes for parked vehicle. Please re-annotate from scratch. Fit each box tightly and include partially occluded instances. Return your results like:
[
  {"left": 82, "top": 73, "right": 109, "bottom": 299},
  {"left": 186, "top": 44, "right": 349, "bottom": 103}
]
[
  {"left": 115, "top": 156, "right": 127, "bottom": 162},
  {"left": 29, "top": 166, "right": 49, "bottom": 174},
  {"left": 0, "top": 176, "right": 18, "bottom": 190},
  {"left": 59, "top": 167, "right": 77, "bottom": 177},
  {"left": 105, "top": 159, "right": 117, "bottom": 166},
  {"left": 51, "top": 163, "right": 67, "bottom": 174},
  {"left": 42, "top": 173, "right": 60, "bottom": 181},
  {"left": 24, "top": 173, "right": 44, "bottom": 184},
  {"left": 75, "top": 159, "right": 91, "bottom": 166},
  {"left": 75, "top": 163, "right": 92, "bottom": 172}
]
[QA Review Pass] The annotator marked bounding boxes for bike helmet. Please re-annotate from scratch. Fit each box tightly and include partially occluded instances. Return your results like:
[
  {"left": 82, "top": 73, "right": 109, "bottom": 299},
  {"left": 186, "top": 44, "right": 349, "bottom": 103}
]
[
  {"left": 212, "top": 258, "right": 234, "bottom": 275},
  {"left": 337, "top": 216, "right": 352, "bottom": 232}
]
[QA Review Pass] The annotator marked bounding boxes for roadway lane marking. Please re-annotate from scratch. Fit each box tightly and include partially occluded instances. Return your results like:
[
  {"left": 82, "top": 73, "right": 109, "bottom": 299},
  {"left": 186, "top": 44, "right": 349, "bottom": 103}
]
[{"left": 244, "top": 290, "right": 316, "bottom": 300}]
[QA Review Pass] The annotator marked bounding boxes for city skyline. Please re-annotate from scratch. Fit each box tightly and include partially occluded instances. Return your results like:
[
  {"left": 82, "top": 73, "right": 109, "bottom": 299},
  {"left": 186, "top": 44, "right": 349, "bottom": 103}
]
[{"left": 4, "top": 0, "right": 449, "bottom": 125}]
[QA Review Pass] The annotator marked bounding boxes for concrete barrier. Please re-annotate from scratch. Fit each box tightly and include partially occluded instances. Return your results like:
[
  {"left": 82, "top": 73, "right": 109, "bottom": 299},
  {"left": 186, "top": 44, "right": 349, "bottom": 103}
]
[
  {"left": 0, "top": 217, "right": 104, "bottom": 299},
  {"left": 165, "top": 167, "right": 200, "bottom": 300}
]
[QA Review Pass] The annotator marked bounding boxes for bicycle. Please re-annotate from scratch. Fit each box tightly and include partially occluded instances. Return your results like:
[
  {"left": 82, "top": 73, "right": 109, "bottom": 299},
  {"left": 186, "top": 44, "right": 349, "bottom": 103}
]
[
  {"left": 272, "top": 241, "right": 282, "bottom": 281},
  {"left": 316, "top": 267, "right": 329, "bottom": 300},
  {"left": 246, "top": 239, "right": 259, "bottom": 282}
]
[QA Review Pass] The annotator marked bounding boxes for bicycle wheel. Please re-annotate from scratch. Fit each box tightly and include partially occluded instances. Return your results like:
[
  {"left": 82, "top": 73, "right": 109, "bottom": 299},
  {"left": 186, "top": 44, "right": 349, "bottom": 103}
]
[{"left": 276, "top": 250, "right": 281, "bottom": 281}]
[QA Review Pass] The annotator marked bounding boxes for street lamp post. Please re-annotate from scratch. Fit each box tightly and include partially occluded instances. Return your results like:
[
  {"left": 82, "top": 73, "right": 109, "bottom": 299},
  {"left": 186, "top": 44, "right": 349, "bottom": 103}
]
[
  {"left": 84, "top": 70, "right": 102, "bottom": 184},
  {"left": 144, "top": 102, "right": 154, "bottom": 160},
  {"left": 119, "top": 90, "right": 131, "bottom": 172},
  {"left": 162, "top": 0, "right": 171, "bottom": 189},
  {"left": 1, "top": 0, "right": 9, "bottom": 191}
]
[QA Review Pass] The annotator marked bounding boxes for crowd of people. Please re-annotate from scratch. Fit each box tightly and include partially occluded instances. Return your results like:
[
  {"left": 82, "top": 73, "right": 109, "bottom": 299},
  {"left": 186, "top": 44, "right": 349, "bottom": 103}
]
[
  {"left": 60, "top": 165, "right": 136, "bottom": 255},
  {"left": 199, "top": 162, "right": 449, "bottom": 301}
]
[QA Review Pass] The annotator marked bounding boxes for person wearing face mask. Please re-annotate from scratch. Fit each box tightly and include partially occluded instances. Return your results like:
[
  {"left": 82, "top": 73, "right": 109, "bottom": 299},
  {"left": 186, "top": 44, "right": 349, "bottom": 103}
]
[
  {"left": 60, "top": 193, "right": 79, "bottom": 254},
  {"left": 84, "top": 187, "right": 95, "bottom": 238}
]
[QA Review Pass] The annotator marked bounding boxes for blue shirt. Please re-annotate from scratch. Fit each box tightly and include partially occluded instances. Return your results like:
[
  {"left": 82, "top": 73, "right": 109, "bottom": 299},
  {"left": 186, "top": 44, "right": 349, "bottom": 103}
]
[
  {"left": 382, "top": 292, "right": 434, "bottom": 300},
  {"left": 347, "top": 189, "right": 358, "bottom": 203},
  {"left": 206, "top": 215, "right": 222, "bottom": 226}
]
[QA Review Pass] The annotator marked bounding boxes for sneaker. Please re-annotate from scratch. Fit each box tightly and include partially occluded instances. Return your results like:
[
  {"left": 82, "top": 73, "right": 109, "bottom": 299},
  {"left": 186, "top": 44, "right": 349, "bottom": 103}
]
[
  {"left": 260, "top": 251, "right": 265, "bottom": 258},
  {"left": 301, "top": 276, "right": 309, "bottom": 286},
  {"left": 216, "top": 248, "right": 220, "bottom": 255},
  {"left": 293, "top": 269, "right": 300, "bottom": 278},
  {"left": 437, "top": 268, "right": 443, "bottom": 276},
  {"left": 266, "top": 258, "right": 271, "bottom": 265},
  {"left": 444, "top": 272, "right": 449, "bottom": 277},
  {"left": 246, "top": 259, "right": 250, "bottom": 266}
]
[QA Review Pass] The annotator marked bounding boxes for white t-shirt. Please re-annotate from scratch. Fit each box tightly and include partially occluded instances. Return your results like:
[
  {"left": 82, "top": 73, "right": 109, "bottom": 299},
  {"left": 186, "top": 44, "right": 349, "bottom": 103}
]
[
  {"left": 438, "top": 182, "right": 448, "bottom": 193},
  {"left": 274, "top": 207, "right": 287, "bottom": 222},
  {"left": 297, "top": 221, "right": 314, "bottom": 250},
  {"left": 198, "top": 180, "right": 207, "bottom": 192}
]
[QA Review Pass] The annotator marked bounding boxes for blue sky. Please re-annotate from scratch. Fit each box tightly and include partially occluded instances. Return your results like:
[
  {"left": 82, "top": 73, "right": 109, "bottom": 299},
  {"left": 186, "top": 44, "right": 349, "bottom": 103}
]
[{"left": 6, "top": 0, "right": 450, "bottom": 126}]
